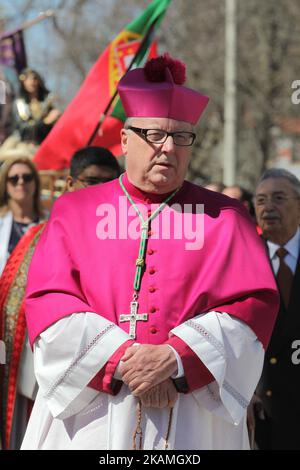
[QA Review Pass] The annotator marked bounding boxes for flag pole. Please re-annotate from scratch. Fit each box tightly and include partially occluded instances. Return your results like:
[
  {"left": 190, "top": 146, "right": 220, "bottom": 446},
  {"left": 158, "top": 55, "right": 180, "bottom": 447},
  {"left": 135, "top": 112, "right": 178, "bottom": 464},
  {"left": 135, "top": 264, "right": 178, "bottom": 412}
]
[
  {"left": 0, "top": 10, "right": 55, "bottom": 40},
  {"left": 87, "top": 18, "right": 158, "bottom": 146}
]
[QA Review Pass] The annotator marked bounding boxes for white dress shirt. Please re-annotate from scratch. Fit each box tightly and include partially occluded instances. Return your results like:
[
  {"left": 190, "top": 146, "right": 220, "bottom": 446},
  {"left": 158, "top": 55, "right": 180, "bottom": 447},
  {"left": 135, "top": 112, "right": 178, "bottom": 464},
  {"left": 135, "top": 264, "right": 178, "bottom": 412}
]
[{"left": 267, "top": 227, "right": 300, "bottom": 276}]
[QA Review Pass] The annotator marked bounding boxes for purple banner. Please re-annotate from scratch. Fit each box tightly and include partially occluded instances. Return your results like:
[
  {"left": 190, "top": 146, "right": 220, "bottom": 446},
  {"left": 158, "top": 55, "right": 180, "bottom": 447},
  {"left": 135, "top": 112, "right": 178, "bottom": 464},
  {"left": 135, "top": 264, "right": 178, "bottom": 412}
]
[{"left": 0, "top": 30, "right": 27, "bottom": 73}]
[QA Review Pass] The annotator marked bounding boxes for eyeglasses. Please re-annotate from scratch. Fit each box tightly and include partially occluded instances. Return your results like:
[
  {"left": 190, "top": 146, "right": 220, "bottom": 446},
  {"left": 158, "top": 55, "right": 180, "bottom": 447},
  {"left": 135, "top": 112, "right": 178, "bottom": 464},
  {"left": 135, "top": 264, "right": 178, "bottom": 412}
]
[
  {"left": 254, "top": 195, "right": 300, "bottom": 206},
  {"left": 127, "top": 126, "right": 196, "bottom": 147},
  {"left": 7, "top": 173, "right": 34, "bottom": 186},
  {"left": 76, "top": 177, "right": 113, "bottom": 187}
]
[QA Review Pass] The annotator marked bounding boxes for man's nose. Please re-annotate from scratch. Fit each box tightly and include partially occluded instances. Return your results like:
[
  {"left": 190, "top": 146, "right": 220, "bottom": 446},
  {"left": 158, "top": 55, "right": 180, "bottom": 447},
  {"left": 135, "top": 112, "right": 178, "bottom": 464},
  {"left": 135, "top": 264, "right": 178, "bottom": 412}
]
[
  {"left": 161, "top": 135, "right": 175, "bottom": 152},
  {"left": 264, "top": 199, "right": 276, "bottom": 209}
]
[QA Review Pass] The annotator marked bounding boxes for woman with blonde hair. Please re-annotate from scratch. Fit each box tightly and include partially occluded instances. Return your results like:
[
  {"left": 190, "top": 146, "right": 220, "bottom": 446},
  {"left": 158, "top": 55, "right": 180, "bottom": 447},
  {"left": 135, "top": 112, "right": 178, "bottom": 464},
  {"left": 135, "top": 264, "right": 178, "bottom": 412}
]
[
  {"left": 0, "top": 156, "right": 46, "bottom": 449},
  {"left": 0, "top": 147, "right": 119, "bottom": 448},
  {"left": 0, "top": 156, "right": 44, "bottom": 275}
]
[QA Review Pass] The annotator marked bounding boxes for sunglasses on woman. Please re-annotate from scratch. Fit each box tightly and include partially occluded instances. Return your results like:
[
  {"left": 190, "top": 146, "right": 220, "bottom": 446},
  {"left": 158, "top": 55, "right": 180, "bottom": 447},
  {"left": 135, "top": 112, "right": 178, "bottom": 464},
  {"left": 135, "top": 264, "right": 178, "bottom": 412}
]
[{"left": 7, "top": 173, "right": 34, "bottom": 186}]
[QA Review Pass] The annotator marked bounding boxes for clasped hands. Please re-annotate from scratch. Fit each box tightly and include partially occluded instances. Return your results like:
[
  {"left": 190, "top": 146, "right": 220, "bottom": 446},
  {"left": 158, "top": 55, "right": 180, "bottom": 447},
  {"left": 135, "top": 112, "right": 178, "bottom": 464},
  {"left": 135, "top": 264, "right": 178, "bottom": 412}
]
[{"left": 120, "top": 344, "right": 179, "bottom": 409}]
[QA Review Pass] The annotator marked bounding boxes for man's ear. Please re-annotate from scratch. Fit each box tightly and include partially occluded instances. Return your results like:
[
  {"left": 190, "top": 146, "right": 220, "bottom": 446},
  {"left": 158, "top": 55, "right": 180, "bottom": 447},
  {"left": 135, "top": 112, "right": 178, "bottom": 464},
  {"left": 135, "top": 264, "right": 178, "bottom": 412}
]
[
  {"left": 121, "top": 129, "right": 128, "bottom": 156},
  {"left": 65, "top": 175, "right": 74, "bottom": 192}
]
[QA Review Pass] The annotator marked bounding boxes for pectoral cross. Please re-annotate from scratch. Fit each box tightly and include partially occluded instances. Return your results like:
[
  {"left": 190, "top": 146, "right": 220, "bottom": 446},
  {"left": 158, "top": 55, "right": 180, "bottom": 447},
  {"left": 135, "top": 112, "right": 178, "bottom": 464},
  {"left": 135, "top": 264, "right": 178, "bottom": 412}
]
[{"left": 119, "top": 300, "right": 148, "bottom": 339}]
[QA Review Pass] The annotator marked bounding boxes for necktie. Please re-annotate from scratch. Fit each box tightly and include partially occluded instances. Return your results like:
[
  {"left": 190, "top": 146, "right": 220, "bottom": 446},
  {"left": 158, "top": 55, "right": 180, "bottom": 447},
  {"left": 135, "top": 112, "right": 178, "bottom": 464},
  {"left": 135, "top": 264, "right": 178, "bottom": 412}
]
[{"left": 276, "top": 247, "right": 293, "bottom": 309}]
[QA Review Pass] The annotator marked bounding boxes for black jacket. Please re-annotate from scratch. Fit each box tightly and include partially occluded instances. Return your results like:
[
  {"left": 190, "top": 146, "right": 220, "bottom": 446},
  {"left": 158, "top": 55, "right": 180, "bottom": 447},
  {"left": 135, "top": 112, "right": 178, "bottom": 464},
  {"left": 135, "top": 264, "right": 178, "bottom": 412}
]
[{"left": 256, "top": 242, "right": 300, "bottom": 449}]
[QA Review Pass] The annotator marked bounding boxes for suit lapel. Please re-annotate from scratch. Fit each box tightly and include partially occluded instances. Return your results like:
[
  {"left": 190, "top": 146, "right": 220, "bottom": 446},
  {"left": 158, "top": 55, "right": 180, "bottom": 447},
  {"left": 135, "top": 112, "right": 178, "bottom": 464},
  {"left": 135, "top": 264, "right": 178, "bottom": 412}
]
[{"left": 267, "top": 240, "right": 300, "bottom": 354}]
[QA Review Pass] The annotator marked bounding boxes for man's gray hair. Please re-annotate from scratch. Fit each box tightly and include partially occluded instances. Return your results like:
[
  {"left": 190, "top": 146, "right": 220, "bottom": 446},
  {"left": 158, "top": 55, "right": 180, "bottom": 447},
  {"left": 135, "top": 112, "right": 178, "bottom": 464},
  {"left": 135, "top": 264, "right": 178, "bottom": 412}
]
[
  {"left": 123, "top": 117, "right": 195, "bottom": 131},
  {"left": 257, "top": 168, "right": 300, "bottom": 197},
  {"left": 124, "top": 117, "right": 134, "bottom": 129}
]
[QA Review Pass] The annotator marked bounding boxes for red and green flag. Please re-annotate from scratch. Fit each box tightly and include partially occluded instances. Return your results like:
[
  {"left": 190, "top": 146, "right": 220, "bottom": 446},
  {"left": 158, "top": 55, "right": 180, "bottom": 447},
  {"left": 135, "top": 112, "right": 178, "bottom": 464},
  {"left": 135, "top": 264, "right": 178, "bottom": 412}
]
[{"left": 34, "top": 0, "right": 172, "bottom": 170}]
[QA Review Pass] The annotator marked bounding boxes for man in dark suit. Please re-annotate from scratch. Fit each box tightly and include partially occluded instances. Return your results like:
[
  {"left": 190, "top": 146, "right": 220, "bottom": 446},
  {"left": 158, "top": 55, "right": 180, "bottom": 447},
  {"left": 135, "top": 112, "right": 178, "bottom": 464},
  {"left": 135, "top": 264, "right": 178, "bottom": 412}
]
[{"left": 252, "top": 168, "right": 300, "bottom": 449}]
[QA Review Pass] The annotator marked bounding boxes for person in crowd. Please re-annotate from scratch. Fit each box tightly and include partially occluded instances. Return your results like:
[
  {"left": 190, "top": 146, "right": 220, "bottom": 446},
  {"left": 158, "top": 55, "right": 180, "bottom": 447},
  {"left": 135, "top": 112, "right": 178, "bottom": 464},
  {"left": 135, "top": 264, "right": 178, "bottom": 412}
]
[
  {"left": 0, "top": 66, "right": 15, "bottom": 146},
  {"left": 0, "top": 68, "right": 60, "bottom": 160},
  {"left": 0, "top": 157, "right": 45, "bottom": 275},
  {"left": 22, "top": 54, "right": 278, "bottom": 450},
  {"left": 204, "top": 181, "right": 225, "bottom": 193},
  {"left": 222, "top": 185, "right": 255, "bottom": 219},
  {"left": 250, "top": 168, "right": 300, "bottom": 449},
  {"left": 65, "top": 146, "right": 121, "bottom": 192},
  {"left": 0, "top": 147, "right": 120, "bottom": 449},
  {"left": 0, "top": 156, "right": 45, "bottom": 449}
]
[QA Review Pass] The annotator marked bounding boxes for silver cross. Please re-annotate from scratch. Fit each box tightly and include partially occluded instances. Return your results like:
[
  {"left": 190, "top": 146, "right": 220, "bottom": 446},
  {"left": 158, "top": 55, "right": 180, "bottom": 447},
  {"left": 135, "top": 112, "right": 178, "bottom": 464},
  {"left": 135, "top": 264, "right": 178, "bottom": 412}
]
[{"left": 119, "top": 301, "right": 148, "bottom": 339}]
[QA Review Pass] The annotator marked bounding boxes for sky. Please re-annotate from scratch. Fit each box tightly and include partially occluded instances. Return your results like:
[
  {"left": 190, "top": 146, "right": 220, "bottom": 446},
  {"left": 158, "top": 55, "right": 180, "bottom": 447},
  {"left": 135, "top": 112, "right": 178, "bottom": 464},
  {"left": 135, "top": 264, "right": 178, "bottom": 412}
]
[{"left": 0, "top": 0, "right": 134, "bottom": 105}]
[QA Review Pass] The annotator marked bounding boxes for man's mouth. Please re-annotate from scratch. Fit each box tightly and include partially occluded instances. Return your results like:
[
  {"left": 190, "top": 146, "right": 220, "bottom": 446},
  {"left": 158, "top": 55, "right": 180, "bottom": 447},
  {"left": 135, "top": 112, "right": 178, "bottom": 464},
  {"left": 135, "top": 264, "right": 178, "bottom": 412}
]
[
  {"left": 155, "top": 162, "right": 172, "bottom": 168},
  {"left": 262, "top": 215, "right": 279, "bottom": 220}
]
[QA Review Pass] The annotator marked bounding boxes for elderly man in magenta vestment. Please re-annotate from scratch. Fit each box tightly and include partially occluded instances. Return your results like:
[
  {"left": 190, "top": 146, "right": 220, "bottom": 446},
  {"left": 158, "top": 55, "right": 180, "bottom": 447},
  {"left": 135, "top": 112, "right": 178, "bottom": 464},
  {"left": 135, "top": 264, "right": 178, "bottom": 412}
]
[{"left": 21, "top": 54, "right": 279, "bottom": 450}]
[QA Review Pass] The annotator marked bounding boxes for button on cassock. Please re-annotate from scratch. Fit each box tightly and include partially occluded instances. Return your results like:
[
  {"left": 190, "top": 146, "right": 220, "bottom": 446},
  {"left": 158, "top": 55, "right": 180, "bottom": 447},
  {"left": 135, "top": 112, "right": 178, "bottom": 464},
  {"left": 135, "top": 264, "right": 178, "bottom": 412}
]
[
  {"left": 270, "top": 357, "right": 277, "bottom": 365},
  {"left": 266, "top": 390, "right": 272, "bottom": 397}
]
